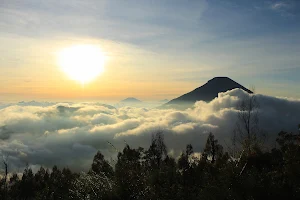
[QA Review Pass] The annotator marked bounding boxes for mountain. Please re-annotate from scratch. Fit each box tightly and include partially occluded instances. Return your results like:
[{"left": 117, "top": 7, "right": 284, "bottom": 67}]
[
  {"left": 120, "top": 97, "right": 142, "bottom": 103},
  {"left": 162, "top": 77, "right": 252, "bottom": 109}
]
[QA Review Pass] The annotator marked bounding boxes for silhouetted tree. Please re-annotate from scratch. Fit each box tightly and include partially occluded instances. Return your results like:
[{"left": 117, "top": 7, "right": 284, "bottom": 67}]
[
  {"left": 203, "top": 133, "right": 223, "bottom": 164},
  {"left": 115, "top": 145, "right": 147, "bottom": 200},
  {"left": 20, "top": 166, "right": 35, "bottom": 199},
  {"left": 1, "top": 156, "right": 8, "bottom": 200},
  {"left": 34, "top": 167, "right": 50, "bottom": 200},
  {"left": 235, "top": 92, "right": 263, "bottom": 155},
  {"left": 144, "top": 131, "right": 168, "bottom": 199},
  {"left": 48, "top": 165, "right": 74, "bottom": 200},
  {"left": 8, "top": 173, "right": 20, "bottom": 200},
  {"left": 178, "top": 144, "right": 200, "bottom": 199},
  {"left": 178, "top": 144, "right": 193, "bottom": 172},
  {"left": 70, "top": 151, "right": 116, "bottom": 200},
  {"left": 160, "top": 155, "right": 179, "bottom": 200},
  {"left": 145, "top": 131, "right": 167, "bottom": 169},
  {"left": 91, "top": 151, "right": 114, "bottom": 178}
]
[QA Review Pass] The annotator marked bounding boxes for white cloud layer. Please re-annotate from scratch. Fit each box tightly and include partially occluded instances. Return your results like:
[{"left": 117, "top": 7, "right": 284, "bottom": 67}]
[{"left": 0, "top": 89, "right": 299, "bottom": 172}]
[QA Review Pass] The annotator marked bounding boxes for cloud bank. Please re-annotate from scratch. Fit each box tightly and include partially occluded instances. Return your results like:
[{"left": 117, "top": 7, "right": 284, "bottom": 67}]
[{"left": 0, "top": 89, "right": 299, "bottom": 172}]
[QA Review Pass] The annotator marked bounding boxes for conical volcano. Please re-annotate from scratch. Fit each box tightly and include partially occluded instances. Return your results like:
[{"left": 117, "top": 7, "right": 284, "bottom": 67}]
[{"left": 163, "top": 77, "right": 252, "bottom": 109}]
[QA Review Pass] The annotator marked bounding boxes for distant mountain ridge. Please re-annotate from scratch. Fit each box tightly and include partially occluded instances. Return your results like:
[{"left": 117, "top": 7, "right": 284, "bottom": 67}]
[
  {"left": 162, "top": 77, "right": 252, "bottom": 109},
  {"left": 120, "top": 97, "right": 142, "bottom": 103}
]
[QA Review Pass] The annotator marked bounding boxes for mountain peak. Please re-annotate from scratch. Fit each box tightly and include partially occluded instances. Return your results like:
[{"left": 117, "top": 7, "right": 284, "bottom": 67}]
[
  {"left": 162, "top": 77, "right": 252, "bottom": 109},
  {"left": 208, "top": 76, "right": 231, "bottom": 81},
  {"left": 120, "top": 97, "right": 142, "bottom": 103}
]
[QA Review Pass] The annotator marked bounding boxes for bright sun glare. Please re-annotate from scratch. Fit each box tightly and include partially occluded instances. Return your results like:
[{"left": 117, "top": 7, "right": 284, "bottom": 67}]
[{"left": 57, "top": 44, "right": 105, "bottom": 84}]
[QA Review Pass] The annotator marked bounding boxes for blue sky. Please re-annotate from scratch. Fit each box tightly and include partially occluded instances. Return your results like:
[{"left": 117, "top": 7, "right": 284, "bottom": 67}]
[{"left": 0, "top": 0, "right": 300, "bottom": 101}]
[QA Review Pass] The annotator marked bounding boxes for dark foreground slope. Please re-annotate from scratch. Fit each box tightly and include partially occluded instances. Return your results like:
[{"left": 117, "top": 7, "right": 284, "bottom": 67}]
[{"left": 162, "top": 77, "right": 252, "bottom": 109}]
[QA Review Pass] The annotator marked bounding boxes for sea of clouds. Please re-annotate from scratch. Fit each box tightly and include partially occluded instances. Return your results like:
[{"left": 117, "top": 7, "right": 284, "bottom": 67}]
[{"left": 0, "top": 89, "right": 300, "bottom": 172}]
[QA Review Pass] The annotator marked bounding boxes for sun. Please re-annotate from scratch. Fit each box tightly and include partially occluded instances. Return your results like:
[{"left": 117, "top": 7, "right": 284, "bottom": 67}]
[{"left": 57, "top": 44, "right": 105, "bottom": 84}]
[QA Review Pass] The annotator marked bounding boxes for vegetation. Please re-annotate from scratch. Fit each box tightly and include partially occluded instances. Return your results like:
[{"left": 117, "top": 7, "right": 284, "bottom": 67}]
[{"left": 1, "top": 128, "right": 300, "bottom": 200}]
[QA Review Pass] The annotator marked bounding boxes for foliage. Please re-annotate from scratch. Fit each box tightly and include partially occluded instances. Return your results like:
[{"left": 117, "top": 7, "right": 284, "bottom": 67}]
[{"left": 1, "top": 130, "right": 300, "bottom": 200}]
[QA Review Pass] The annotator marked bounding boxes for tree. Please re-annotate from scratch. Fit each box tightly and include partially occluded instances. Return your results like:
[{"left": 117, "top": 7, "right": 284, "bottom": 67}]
[
  {"left": 34, "top": 167, "right": 50, "bottom": 200},
  {"left": 178, "top": 144, "right": 199, "bottom": 200},
  {"left": 70, "top": 171, "right": 115, "bottom": 200},
  {"left": 115, "top": 145, "right": 147, "bottom": 200},
  {"left": 159, "top": 156, "right": 179, "bottom": 200},
  {"left": 144, "top": 131, "right": 168, "bottom": 199},
  {"left": 8, "top": 173, "right": 21, "bottom": 200},
  {"left": 145, "top": 131, "right": 167, "bottom": 169},
  {"left": 72, "top": 151, "right": 116, "bottom": 200},
  {"left": 91, "top": 151, "right": 114, "bottom": 178},
  {"left": 20, "top": 166, "right": 35, "bottom": 199},
  {"left": 2, "top": 157, "right": 8, "bottom": 200},
  {"left": 235, "top": 91, "right": 262, "bottom": 155},
  {"left": 276, "top": 131, "right": 300, "bottom": 199},
  {"left": 48, "top": 165, "right": 67, "bottom": 200},
  {"left": 178, "top": 144, "right": 194, "bottom": 172},
  {"left": 203, "top": 133, "right": 223, "bottom": 164}
]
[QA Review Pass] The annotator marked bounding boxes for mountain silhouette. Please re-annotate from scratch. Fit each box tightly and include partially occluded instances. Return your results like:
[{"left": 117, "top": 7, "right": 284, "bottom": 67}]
[
  {"left": 120, "top": 97, "right": 142, "bottom": 103},
  {"left": 162, "top": 77, "right": 252, "bottom": 109}
]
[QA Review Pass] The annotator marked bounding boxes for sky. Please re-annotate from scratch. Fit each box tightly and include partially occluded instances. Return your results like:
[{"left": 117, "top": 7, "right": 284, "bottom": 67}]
[{"left": 0, "top": 0, "right": 300, "bottom": 102}]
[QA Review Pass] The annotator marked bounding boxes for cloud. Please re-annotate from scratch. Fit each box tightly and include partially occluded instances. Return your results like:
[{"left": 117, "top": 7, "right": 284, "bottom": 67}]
[
  {"left": 0, "top": 89, "right": 299, "bottom": 172},
  {"left": 270, "top": 2, "right": 289, "bottom": 11},
  {"left": 269, "top": 1, "right": 296, "bottom": 16}
]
